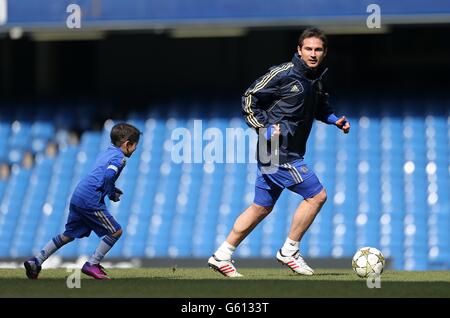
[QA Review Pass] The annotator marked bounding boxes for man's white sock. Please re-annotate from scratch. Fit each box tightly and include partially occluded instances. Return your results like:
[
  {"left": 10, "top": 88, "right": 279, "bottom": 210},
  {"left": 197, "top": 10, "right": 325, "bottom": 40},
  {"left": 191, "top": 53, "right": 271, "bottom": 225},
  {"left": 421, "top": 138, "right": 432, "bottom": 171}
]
[
  {"left": 281, "top": 238, "right": 299, "bottom": 256},
  {"left": 214, "top": 241, "right": 236, "bottom": 261}
]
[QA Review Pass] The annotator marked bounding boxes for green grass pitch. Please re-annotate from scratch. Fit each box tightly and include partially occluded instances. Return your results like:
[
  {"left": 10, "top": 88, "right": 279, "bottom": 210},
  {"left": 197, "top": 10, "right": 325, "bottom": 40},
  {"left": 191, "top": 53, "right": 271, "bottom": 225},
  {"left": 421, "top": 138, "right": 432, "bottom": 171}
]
[{"left": 1, "top": 268, "right": 449, "bottom": 298}]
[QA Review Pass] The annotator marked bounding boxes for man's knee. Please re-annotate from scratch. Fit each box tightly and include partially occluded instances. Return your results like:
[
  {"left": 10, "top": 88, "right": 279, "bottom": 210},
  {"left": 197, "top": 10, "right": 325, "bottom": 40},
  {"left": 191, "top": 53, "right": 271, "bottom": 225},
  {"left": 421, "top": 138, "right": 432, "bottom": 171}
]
[
  {"left": 313, "top": 188, "right": 327, "bottom": 206},
  {"left": 251, "top": 203, "right": 274, "bottom": 216}
]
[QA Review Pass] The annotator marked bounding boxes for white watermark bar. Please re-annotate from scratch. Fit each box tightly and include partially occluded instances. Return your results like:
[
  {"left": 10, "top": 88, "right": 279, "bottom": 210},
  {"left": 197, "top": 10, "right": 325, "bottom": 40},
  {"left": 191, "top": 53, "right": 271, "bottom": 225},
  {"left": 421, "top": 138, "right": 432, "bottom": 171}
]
[
  {"left": 66, "top": 268, "right": 81, "bottom": 289},
  {"left": 66, "top": 3, "right": 82, "bottom": 29},
  {"left": 0, "top": 0, "right": 7, "bottom": 25},
  {"left": 366, "top": 273, "right": 382, "bottom": 288},
  {"left": 170, "top": 120, "right": 279, "bottom": 169},
  {"left": 366, "top": 4, "right": 381, "bottom": 29}
]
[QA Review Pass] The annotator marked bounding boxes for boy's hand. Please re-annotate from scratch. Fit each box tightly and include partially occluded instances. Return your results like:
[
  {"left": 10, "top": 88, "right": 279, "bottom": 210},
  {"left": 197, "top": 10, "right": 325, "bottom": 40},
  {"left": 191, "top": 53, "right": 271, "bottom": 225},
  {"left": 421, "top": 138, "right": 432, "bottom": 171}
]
[
  {"left": 335, "top": 116, "right": 350, "bottom": 134},
  {"left": 109, "top": 188, "right": 123, "bottom": 202}
]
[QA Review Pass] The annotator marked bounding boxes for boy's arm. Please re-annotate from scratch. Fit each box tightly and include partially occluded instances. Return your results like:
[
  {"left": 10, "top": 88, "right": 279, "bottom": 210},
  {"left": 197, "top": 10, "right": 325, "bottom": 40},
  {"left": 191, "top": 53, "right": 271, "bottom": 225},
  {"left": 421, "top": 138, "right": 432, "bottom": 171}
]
[
  {"left": 105, "top": 168, "right": 119, "bottom": 201},
  {"left": 105, "top": 157, "right": 124, "bottom": 201}
]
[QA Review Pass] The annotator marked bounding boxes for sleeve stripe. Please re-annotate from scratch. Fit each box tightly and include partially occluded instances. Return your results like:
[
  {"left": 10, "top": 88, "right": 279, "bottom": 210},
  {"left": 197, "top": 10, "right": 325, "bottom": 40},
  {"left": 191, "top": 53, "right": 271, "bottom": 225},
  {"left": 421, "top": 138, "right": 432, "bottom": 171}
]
[
  {"left": 251, "top": 63, "right": 293, "bottom": 93},
  {"left": 107, "top": 165, "right": 119, "bottom": 173},
  {"left": 244, "top": 94, "right": 263, "bottom": 128},
  {"left": 244, "top": 63, "right": 293, "bottom": 128}
]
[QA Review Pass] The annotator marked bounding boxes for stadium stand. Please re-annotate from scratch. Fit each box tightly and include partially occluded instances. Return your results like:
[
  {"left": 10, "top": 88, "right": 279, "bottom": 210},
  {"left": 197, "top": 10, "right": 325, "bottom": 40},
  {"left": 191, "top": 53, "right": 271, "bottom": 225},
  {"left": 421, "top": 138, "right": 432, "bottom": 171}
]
[{"left": 0, "top": 100, "right": 448, "bottom": 270}]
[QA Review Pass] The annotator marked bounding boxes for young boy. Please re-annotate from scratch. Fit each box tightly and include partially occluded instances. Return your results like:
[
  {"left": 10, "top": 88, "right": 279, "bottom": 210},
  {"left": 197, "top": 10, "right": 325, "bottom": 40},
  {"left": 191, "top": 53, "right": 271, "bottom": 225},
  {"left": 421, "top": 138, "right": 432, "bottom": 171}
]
[{"left": 24, "top": 123, "right": 141, "bottom": 280}]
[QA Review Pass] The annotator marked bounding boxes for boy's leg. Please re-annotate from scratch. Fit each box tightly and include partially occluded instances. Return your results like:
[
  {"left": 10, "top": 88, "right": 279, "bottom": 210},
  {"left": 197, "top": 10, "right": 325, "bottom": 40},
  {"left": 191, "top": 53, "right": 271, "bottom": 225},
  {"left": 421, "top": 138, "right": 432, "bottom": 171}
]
[
  {"left": 35, "top": 234, "right": 74, "bottom": 265},
  {"left": 24, "top": 234, "right": 74, "bottom": 279},
  {"left": 23, "top": 234, "right": 73, "bottom": 279},
  {"left": 88, "top": 228, "right": 122, "bottom": 265},
  {"left": 24, "top": 204, "right": 87, "bottom": 279},
  {"left": 78, "top": 209, "right": 122, "bottom": 279}
]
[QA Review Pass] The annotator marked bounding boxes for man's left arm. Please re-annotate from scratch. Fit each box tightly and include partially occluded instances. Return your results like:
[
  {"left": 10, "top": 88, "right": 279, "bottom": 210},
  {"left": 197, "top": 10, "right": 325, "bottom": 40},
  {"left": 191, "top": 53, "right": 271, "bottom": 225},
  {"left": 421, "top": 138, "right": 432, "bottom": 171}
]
[{"left": 315, "top": 84, "right": 350, "bottom": 134}]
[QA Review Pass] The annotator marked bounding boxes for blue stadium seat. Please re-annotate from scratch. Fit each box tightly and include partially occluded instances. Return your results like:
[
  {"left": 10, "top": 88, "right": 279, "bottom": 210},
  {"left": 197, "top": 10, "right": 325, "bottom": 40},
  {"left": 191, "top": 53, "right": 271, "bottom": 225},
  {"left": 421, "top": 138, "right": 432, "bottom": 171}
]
[{"left": 0, "top": 101, "right": 448, "bottom": 270}]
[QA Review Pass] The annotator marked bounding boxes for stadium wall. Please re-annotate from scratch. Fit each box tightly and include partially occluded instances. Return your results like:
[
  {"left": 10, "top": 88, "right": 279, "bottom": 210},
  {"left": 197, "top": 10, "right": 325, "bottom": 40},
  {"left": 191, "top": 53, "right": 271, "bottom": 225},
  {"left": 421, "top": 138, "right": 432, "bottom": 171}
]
[{"left": 0, "top": 25, "right": 449, "bottom": 103}]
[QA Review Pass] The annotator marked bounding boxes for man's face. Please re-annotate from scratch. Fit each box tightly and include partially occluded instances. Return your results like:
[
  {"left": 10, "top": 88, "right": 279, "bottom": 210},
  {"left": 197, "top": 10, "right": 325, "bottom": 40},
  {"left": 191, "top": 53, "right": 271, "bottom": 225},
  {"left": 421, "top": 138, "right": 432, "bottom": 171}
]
[{"left": 297, "top": 37, "right": 326, "bottom": 69}]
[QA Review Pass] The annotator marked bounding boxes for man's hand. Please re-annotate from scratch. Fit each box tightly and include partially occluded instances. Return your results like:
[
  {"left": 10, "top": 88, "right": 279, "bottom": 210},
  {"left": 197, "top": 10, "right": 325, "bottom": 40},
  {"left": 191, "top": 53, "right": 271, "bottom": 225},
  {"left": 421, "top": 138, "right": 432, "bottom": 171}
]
[
  {"left": 109, "top": 187, "right": 123, "bottom": 202},
  {"left": 272, "top": 124, "right": 281, "bottom": 137},
  {"left": 335, "top": 116, "right": 350, "bottom": 134},
  {"left": 265, "top": 124, "right": 281, "bottom": 140}
]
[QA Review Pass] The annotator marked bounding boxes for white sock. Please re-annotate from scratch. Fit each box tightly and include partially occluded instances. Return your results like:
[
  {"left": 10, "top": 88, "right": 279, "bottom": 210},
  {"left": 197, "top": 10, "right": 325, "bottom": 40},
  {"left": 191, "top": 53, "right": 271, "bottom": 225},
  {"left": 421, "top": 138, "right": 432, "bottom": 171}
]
[
  {"left": 35, "top": 235, "right": 70, "bottom": 265},
  {"left": 281, "top": 238, "right": 299, "bottom": 256},
  {"left": 88, "top": 235, "right": 118, "bottom": 265},
  {"left": 214, "top": 241, "right": 236, "bottom": 260}
]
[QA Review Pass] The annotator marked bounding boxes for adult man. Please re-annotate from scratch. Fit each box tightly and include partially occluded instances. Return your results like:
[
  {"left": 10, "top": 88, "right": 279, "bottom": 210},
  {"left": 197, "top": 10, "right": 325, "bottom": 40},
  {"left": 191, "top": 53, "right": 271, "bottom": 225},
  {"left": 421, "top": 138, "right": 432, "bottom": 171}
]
[{"left": 208, "top": 28, "right": 350, "bottom": 277}]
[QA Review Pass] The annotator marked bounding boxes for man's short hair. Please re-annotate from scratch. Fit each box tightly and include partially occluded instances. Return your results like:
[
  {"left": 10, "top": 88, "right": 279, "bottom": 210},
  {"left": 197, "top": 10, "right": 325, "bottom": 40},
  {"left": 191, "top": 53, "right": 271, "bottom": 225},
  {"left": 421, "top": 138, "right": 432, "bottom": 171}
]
[
  {"left": 298, "top": 27, "right": 328, "bottom": 52},
  {"left": 110, "top": 123, "right": 141, "bottom": 147}
]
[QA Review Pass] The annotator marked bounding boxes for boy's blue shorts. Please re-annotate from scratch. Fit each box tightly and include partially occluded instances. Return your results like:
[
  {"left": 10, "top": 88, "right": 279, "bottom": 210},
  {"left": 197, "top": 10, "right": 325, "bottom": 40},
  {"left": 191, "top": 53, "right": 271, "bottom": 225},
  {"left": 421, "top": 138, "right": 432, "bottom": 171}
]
[
  {"left": 63, "top": 204, "right": 121, "bottom": 239},
  {"left": 254, "top": 159, "right": 323, "bottom": 207}
]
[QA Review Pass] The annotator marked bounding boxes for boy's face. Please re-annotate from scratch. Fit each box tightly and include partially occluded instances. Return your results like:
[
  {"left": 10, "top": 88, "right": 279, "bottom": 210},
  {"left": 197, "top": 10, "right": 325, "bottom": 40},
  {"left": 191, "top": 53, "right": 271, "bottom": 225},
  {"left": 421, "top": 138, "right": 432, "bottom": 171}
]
[{"left": 122, "top": 141, "right": 138, "bottom": 157}]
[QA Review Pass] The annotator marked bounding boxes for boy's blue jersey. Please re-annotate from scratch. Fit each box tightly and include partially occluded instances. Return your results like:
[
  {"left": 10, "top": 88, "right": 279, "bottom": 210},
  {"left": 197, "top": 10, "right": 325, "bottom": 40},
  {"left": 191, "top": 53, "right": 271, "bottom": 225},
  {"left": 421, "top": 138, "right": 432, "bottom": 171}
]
[{"left": 70, "top": 144, "right": 126, "bottom": 210}]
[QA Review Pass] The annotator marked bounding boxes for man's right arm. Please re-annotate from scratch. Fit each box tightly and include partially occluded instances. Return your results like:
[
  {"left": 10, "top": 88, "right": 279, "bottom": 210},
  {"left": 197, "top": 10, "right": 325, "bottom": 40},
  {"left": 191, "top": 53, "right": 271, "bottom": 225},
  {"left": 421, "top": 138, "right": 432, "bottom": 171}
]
[{"left": 242, "top": 66, "right": 287, "bottom": 131}]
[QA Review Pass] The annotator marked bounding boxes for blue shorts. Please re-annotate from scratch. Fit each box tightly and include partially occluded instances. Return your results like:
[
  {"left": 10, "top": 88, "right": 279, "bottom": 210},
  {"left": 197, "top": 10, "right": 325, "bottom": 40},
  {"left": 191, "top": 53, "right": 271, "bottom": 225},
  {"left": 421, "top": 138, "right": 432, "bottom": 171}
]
[
  {"left": 63, "top": 204, "right": 121, "bottom": 239},
  {"left": 254, "top": 160, "right": 323, "bottom": 207}
]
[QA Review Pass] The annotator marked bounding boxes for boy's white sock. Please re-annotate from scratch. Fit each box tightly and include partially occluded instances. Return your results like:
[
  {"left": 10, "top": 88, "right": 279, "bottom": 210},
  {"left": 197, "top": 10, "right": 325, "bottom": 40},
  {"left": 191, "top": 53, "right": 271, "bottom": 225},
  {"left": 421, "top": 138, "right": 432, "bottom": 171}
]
[
  {"left": 281, "top": 237, "right": 299, "bottom": 256},
  {"left": 88, "top": 235, "right": 118, "bottom": 264},
  {"left": 35, "top": 235, "right": 70, "bottom": 266},
  {"left": 214, "top": 241, "right": 236, "bottom": 261}
]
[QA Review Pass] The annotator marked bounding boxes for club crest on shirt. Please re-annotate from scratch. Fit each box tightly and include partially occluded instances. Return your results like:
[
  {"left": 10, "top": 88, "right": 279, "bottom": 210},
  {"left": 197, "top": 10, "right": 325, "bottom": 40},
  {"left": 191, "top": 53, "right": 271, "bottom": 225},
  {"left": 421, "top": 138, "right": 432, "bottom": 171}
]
[
  {"left": 300, "top": 166, "right": 308, "bottom": 173},
  {"left": 121, "top": 158, "right": 127, "bottom": 167}
]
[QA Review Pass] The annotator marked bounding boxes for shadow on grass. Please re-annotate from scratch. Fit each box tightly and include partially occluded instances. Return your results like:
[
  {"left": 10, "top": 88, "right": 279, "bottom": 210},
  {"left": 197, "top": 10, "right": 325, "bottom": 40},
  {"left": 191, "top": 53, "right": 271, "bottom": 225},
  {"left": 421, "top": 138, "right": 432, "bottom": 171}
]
[
  {"left": 1, "top": 277, "right": 449, "bottom": 298},
  {"left": 313, "top": 272, "right": 349, "bottom": 277}
]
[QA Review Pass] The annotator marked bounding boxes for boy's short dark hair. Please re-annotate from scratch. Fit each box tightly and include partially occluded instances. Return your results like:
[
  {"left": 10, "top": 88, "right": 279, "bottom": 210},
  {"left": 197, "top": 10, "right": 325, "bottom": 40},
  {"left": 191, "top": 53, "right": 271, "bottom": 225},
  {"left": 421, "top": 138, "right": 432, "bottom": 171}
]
[
  {"left": 298, "top": 27, "right": 328, "bottom": 52},
  {"left": 110, "top": 123, "right": 141, "bottom": 147}
]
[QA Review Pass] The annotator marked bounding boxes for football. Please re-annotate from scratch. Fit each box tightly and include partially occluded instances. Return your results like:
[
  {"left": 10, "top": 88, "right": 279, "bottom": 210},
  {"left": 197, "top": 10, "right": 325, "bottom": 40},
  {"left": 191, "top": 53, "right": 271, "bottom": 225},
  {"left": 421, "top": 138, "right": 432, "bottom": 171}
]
[{"left": 352, "top": 247, "right": 385, "bottom": 278}]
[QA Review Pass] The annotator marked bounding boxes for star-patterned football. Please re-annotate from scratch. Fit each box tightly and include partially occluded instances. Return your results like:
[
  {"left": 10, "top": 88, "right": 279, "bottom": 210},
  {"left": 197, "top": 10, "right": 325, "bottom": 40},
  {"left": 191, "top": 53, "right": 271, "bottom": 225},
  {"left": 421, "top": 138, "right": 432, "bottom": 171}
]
[{"left": 352, "top": 247, "right": 385, "bottom": 278}]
